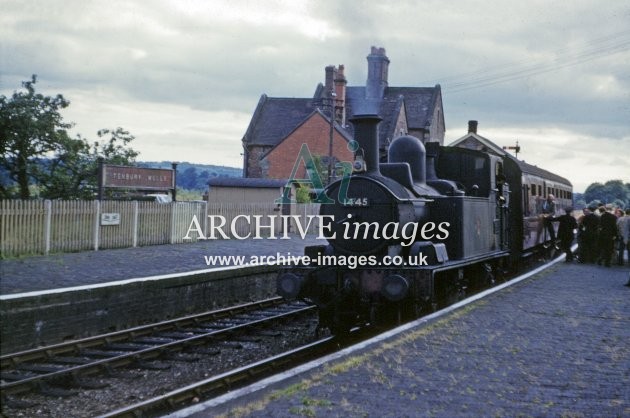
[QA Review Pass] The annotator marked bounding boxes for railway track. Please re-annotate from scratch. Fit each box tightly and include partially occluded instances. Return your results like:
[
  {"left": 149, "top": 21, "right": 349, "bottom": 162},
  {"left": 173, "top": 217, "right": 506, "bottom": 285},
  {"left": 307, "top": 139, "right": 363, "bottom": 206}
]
[
  {"left": 1, "top": 252, "right": 559, "bottom": 417},
  {"left": 0, "top": 297, "right": 314, "bottom": 400},
  {"left": 100, "top": 252, "right": 561, "bottom": 417},
  {"left": 101, "top": 336, "right": 341, "bottom": 418}
]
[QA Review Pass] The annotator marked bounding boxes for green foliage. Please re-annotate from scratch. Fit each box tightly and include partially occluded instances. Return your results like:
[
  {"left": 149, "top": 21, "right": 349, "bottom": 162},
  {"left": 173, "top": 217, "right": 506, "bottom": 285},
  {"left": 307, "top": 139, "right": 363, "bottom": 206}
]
[
  {"left": 583, "top": 180, "right": 630, "bottom": 209},
  {"left": 176, "top": 188, "right": 203, "bottom": 201},
  {"left": 139, "top": 161, "right": 242, "bottom": 191},
  {"left": 587, "top": 199, "right": 602, "bottom": 209},
  {"left": 0, "top": 75, "right": 72, "bottom": 199},
  {"left": 40, "top": 128, "right": 139, "bottom": 199},
  {"left": 295, "top": 183, "right": 314, "bottom": 203},
  {"left": 0, "top": 76, "right": 139, "bottom": 200}
]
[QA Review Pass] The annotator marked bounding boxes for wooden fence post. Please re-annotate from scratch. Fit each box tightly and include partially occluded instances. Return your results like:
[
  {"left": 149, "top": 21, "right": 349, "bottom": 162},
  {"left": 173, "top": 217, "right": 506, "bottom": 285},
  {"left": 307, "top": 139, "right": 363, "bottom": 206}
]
[
  {"left": 132, "top": 200, "right": 139, "bottom": 248},
  {"left": 170, "top": 202, "right": 175, "bottom": 244},
  {"left": 93, "top": 200, "right": 100, "bottom": 251},
  {"left": 44, "top": 200, "right": 52, "bottom": 255}
]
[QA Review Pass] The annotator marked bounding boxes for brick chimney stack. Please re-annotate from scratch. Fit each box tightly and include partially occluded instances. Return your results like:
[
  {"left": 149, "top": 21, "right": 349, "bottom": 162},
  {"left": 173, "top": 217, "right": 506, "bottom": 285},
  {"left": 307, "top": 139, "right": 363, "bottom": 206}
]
[
  {"left": 325, "top": 65, "right": 336, "bottom": 92},
  {"left": 324, "top": 65, "right": 347, "bottom": 126},
  {"left": 334, "top": 64, "right": 347, "bottom": 126},
  {"left": 468, "top": 120, "right": 478, "bottom": 134},
  {"left": 366, "top": 46, "right": 389, "bottom": 100}
]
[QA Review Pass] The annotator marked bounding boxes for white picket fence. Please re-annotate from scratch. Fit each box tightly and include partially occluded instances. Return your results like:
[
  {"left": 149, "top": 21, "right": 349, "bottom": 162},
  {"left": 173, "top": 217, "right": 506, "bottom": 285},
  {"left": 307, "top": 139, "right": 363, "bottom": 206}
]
[{"left": 0, "top": 200, "right": 322, "bottom": 257}]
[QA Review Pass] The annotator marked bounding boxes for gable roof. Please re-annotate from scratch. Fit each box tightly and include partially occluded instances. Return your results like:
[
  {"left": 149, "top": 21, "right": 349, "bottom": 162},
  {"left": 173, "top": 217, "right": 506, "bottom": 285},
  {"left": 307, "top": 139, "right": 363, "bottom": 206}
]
[
  {"left": 242, "top": 95, "right": 318, "bottom": 147},
  {"left": 328, "top": 85, "right": 440, "bottom": 149},
  {"left": 386, "top": 87, "right": 440, "bottom": 130},
  {"left": 449, "top": 132, "right": 506, "bottom": 156},
  {"left": 261, "top": 109, "right": 354, "bottom": 159},
  {"left": 243, "top": 77, "right": 441, "bottom": 151}
]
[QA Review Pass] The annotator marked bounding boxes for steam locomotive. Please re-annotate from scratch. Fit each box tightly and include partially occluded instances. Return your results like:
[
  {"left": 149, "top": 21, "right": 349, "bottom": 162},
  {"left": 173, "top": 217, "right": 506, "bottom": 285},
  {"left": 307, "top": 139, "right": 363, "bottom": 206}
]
[{"left": 277, "top": 114, "right": 572, "bottom": 334}]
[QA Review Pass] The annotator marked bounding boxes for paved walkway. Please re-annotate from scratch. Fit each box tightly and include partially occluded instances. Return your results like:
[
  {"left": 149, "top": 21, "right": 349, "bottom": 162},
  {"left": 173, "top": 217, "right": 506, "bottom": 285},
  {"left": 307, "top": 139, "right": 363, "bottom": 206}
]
[
  {"left": 0, "top": 235, "right": 323, "bottom": 295},
  {"left": 189, "top": 262, "right": 630, "bottom": 417}
]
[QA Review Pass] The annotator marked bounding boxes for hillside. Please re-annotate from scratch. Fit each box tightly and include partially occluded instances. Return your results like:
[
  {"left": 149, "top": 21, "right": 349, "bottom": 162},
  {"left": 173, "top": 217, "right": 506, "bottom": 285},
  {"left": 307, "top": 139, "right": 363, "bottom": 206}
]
[{"left": 138, "top": 161, "right": 242, "bottom": 191}]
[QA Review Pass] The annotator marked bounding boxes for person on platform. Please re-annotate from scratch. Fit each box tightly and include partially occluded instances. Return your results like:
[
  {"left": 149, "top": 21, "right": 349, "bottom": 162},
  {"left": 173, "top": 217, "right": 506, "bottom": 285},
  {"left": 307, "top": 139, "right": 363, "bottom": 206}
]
[
  {"left": 578, "top": 206, "right": 599, "bottom": 263},
  {"left": 576, "top": 208, "right": 587, "bottom": 260},
  {"left": 616, "top": 208, "right": 630, "bottom": 266},
  {"left": 614, "top": 208, "right": 624, "bottom": 218},
  {"left": 597, "top": 205, "right": 618, "bottom": 267},
  {"left": 551, "top": 207, "right": 578, "bottom": 262},
  {"left": 541, "top": 193, "right": 557, "bottom": 243}
]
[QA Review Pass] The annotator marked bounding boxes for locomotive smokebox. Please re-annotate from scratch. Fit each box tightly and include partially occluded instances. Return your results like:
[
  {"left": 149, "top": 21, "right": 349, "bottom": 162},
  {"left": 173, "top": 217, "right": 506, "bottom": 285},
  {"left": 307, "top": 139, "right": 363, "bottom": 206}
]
[{"left": 350, "top": 114, "right": 382, "bottom": 175}]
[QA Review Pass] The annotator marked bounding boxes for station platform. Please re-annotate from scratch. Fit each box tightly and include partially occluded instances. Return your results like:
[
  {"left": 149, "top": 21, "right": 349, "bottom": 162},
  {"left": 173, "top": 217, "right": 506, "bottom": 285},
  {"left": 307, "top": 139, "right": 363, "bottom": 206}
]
[
  {"left": 180, "top": 261, "right": 630, "bottom": 418},
  {"left": 0, "top": 235, "right": 323, "bottom": 295}
]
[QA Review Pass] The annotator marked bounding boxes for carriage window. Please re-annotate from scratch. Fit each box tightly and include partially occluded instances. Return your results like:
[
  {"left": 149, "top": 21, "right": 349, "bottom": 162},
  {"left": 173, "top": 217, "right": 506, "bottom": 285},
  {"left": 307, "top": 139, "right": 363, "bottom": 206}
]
[
  {"left": 538, "top": 185, "right": 542, "bottom": 196},
  {"left": 530, "top": 184, "right": 536, "bottom": 196},
  {"left": 523, "top": 185, "right": 530, "bottom": 216}
]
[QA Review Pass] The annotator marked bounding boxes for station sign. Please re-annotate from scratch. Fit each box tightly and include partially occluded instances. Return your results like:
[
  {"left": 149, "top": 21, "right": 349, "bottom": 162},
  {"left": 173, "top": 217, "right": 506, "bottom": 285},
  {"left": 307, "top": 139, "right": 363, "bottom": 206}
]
[{"left": 102, "top": 164, "right": 175, "bottom": 190}]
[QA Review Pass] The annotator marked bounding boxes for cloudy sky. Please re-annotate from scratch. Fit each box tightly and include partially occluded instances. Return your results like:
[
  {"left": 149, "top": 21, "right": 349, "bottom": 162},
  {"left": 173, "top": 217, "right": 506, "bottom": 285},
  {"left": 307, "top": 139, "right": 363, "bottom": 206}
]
[{"left": 1, "top": 0, "right": 629, "bottom": 192}]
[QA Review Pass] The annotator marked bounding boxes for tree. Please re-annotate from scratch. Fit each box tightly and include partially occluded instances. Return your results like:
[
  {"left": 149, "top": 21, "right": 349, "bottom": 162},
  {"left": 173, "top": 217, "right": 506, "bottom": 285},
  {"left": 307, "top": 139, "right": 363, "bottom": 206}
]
[
  {"left": 0, "top": 75, "right": 72, "bottom": 199},
  {"left": 38, "top": 128, "right": 139, "bottom": 199},
  {"left": 1, "top": 76, "right": 139, "bottom": 199},
  {"left": 178, "top": 166, "right": 199, "bottom": 189},
  {"left": 583, "top": 180, "right": 630, "bottom": 208}
]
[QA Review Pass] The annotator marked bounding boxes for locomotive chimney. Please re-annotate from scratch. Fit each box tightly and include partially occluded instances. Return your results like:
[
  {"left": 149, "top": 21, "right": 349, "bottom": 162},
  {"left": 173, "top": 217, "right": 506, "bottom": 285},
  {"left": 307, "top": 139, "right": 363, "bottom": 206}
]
[
  {"left": 468, "top": 120, "right": 478, "bottom": 134},
  {"left": 350, "top": 114, "right": 382, "bottom": 175}
]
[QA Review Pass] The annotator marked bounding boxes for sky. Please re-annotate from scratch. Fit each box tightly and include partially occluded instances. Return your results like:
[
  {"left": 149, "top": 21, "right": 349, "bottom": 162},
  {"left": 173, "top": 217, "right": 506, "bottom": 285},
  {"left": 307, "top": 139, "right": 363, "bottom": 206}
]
[{"left": 1, "top": 0, "right": 629, "bottom": 193}]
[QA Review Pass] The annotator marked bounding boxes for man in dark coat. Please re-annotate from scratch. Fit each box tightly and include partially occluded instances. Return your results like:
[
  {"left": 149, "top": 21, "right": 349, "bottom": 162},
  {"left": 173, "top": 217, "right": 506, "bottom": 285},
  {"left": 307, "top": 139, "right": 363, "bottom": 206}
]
[
  {"left": 578, "top": 206, "right": 599, "bottom": 263},
  {"left": 552, "top": 208, "right": 578, "bottom": 262},
  {"left": 597, "top": 205, "right": 618, "bottom": 267},
  {"left": 541, "top": 193, "right": 557, "bottom": 242}
]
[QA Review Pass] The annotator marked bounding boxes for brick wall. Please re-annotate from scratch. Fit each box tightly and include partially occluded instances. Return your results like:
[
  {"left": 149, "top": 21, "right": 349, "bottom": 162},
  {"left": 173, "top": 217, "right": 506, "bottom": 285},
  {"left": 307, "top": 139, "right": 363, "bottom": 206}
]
[
  {"left": 263, "top": 113, "right": 354, "bottom": 179},
  {"left": 0, "top": 265, "right": 279, "bottom": 354},
  {"left": 246, "top": 145, "right": 272, "bottom": 178}
]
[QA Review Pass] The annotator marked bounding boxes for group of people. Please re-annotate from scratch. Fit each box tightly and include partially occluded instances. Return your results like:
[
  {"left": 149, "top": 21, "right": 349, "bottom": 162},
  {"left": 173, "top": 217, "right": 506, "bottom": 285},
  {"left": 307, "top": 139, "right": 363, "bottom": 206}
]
[
  {"left": 541, "top": 194, "right": 630, "bottom": 268},
  {"left": 575, "top": 204, "right": 630, "bottom": 267}
]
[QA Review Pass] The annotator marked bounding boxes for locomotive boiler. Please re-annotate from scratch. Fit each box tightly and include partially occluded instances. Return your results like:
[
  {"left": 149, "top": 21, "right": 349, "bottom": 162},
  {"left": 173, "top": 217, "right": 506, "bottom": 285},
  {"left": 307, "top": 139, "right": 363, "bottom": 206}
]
[{"left": 277, "top": 114, "right": 564, "bottom": 334}]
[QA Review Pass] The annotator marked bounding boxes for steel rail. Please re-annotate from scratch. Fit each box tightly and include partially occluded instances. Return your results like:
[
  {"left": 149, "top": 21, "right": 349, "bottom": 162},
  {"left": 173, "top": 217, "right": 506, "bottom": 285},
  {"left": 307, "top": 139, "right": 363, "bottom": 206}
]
[
  {"left": 1, "top": 299, "right": 315, "bottom": 396},
  {"left": 99, "top": 336, "right": 338, "bottom": 418},
  {"left": 1, "top": 297, "right": 285, "bottom": 369},
  {"left": 102, "top": 250, "right": 567, "bottom": 417}
]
